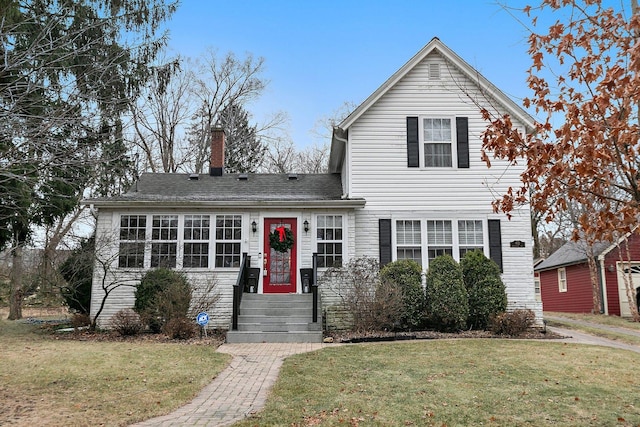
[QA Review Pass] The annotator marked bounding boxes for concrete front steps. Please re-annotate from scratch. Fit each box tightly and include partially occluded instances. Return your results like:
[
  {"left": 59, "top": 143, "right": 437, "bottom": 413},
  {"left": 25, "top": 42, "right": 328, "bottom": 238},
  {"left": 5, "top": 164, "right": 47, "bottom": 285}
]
[{"left": 226, "top": 293, "right": 323, "bottom": 343}]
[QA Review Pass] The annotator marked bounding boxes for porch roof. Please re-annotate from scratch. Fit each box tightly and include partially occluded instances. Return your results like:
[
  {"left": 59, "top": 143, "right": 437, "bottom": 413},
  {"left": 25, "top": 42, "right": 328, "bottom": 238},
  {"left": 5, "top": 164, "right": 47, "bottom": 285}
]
[{"left": 85, "top": 172, "right": 366, "bottom": 209}]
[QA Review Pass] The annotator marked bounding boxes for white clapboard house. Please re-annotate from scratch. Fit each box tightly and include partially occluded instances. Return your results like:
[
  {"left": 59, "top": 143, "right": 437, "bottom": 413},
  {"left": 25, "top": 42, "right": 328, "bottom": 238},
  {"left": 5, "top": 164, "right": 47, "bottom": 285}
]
[{"left": 86, "top": 38, "right": 540, "bottom": 342}]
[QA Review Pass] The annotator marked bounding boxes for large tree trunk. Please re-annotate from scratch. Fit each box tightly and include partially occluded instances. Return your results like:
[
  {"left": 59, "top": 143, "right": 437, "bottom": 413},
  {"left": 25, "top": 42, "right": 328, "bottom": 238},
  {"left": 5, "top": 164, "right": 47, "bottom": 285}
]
[
  {"left": 586, "top": 251, "right": 602, "bottom": 314},
  {"left": 8, "top": 245, "right": 24, "bottom": 320}
]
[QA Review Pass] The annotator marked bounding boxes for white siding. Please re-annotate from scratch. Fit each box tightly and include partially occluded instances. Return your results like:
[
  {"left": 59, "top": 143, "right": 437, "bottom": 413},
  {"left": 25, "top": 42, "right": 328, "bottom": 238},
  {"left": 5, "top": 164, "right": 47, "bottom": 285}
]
[
  {"left": 343, "top": 50, "right": 540, "bottom": 322},
  {"left": 348, "top": 52, "right": 525, "bottom": 211},
  {"left": 90, "top": 208, "right": 357, "bottom": 329}
]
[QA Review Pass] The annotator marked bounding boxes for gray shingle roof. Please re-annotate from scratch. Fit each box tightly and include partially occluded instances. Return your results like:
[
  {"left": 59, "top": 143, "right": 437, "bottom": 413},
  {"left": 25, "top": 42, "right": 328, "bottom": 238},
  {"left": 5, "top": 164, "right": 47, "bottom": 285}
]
[
  {"left": 535, "top": 240, "right": 612, "bottom": 271},
  {"left": 86, "top": 173, "right": 361, "bottom": 206}
]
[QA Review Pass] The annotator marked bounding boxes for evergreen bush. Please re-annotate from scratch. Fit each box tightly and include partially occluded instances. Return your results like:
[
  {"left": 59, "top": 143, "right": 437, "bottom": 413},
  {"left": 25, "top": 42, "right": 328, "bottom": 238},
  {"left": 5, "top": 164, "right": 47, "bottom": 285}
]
[
  {"left": 134, "top": 268, "right": 191, "bottom": 333},
  {"left": 461, "top": 251, "right": 507, "bottom": 330},
  {"left": 380, "top": 259, "right": 425, "bottom": 330},
  {"left": 425, "top": 255, "right": 468, "bottom": 331},
  {"left": 59, "top": 237, "right": 94, "bottom": 315}
]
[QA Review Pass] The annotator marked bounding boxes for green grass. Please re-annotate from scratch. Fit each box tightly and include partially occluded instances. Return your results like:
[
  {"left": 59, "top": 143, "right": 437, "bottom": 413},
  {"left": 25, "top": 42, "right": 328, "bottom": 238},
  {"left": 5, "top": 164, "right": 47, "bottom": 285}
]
[
  {"left": 233, "top": 340, "right": 640, "bottom": 426},
  {"left": 0, "top": 318, "right": 231, "bottom": 427}
]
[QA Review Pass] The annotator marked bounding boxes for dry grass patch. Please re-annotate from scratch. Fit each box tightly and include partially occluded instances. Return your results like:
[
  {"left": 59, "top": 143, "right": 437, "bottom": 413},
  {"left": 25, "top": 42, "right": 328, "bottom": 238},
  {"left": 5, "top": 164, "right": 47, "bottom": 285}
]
[
  {"left": 545, "top": 312, "right": 640, "bottom": 346},
  {"left": 546, "top": 311, "right": 640, "bottom": 331},
  {"left": 0, "top": 319, "right": 230, "bottom": 426},
  {"left": 234, "top": 340, "right": 640, "bottom": 426}
]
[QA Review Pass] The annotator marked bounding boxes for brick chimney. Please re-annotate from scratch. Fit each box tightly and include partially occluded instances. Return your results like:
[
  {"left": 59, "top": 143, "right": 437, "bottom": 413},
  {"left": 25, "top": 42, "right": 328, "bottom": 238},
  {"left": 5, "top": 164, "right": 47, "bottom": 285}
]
[{"left": 210, "top": 125, "right": 225, "bottom": 176}]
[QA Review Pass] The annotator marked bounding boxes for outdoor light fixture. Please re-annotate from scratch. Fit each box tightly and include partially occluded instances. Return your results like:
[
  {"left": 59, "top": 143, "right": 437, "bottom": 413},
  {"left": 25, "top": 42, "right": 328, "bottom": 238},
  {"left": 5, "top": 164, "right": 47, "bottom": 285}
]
[
  {"left": 303, "top": 220, "right": 309, "bottom": 232},
  {"left": 252, "top": 221, "right": 257, "bottom": 233}
]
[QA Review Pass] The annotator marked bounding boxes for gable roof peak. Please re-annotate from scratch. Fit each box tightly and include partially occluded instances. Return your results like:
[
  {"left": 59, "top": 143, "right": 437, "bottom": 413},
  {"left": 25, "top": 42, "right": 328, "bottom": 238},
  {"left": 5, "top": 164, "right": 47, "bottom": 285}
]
[{"left": 337, "top": 37, "right": 535, "bottom": 133}]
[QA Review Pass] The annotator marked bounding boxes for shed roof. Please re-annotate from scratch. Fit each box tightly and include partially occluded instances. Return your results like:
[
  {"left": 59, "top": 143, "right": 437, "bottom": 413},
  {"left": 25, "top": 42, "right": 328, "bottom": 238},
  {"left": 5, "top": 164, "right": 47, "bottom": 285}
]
[{"left": 535, "top": 240, "right": 611, "bottom": 271}]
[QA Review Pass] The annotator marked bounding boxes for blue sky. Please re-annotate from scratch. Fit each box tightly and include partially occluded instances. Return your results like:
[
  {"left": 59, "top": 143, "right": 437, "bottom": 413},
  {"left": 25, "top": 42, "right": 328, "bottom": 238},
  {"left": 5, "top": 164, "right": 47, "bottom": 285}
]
[{"left": 164, "top": 1, "right": 537, "bottom": 147}]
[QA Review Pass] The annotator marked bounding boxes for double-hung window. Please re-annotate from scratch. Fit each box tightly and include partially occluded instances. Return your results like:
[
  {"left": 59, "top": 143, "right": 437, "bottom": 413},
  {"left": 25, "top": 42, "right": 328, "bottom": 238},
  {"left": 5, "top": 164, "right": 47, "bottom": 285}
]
[
  {"left": 151, "top": 215, "right": 178, "bottom": 268},
  {"left": 423, "top": 118, "right": 452, "bottom": 167},
  {"left": 558, "top": 268, "right": 567, "bottom": 292},
  {"left": 396, "top": 220, "right": 422, "bottom": 265},
  {"left": 458, "top": 220, "right": 484, "bottom": 257},
  {"left": 427, "top": 220, "right": 453, "bottom": 262},
  {"left": 183, "top": 215, "right": 210, "bottom": 268},
  {"left": 317, "top": 215, "right": 343, "bottom": 267},
  {"left": 118, "top": 215, "right": 146, "bottom": 268},
  {"left": 215, "top": 214, "right": 242, "bottom": 267}
]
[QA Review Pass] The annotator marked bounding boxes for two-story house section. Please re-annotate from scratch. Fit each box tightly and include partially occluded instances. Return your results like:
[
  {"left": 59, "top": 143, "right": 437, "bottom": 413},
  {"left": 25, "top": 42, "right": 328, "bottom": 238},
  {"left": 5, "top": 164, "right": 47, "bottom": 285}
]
[{"left": 328, "top": 37, "right": 540, "bottom": 317}]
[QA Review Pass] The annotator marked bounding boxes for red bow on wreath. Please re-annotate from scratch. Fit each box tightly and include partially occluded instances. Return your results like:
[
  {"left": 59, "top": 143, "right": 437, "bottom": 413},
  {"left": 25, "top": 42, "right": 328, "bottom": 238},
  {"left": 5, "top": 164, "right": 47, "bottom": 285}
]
[{"left": 275, "top": 226, "right": 286, "bottom": 242}]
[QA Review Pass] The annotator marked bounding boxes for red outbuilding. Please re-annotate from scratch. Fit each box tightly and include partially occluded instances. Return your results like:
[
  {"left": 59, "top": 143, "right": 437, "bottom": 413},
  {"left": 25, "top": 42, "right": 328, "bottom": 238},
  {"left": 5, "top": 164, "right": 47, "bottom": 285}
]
[{"left": 535, "top": 234, "right": 640, "bottom": 317}]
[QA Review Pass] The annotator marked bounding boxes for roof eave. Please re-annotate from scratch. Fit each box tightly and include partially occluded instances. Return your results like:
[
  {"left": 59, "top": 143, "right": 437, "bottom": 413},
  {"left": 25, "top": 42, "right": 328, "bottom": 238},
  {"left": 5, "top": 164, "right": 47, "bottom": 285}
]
[
  {"left": 328, "top": 127, "right": 347, "bottom": 173},
  {"left": 84, "top": 198, "right": 366, "bottom": 210},
  {"left": 534, "top": 259, "right": 588, "bottom": 272}
]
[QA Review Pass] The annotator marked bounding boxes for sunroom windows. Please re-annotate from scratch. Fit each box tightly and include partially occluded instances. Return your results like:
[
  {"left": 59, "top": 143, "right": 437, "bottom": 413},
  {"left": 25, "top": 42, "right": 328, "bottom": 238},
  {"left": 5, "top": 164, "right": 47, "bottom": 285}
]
[
  {"left": 117, "top": 213, "right": 242, "bottom": 270},
  {"left": 395, "top": 218, "right": 486, "bottom": 267},
  {"left": 316, "top": 215, "right": 343, "bottom": 268}
]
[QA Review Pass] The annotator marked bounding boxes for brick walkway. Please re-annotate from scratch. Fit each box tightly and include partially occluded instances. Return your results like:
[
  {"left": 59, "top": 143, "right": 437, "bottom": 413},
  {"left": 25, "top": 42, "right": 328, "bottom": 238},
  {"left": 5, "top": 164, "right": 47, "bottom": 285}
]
[{"left": 131, "top": 343, "right": 328, "bottom": 427}]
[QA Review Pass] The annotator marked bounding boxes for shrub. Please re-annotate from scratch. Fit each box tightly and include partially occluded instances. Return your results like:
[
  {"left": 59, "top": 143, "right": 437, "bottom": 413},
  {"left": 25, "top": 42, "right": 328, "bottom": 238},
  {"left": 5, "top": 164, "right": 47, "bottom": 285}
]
[
  {"left": 489, "top": 309, "right": 536, "bottom": 336},
  {"left": 163, "top": 317, "right": 197, "bottom": 340},
  {"left": 71, "top": 313, "right": 91, "bottom": 330},
  {"left": 111, "top": 308, "right": 143, "bottom": 336},
  {"left": 380, "top": 260, "right": 425, "bottom": 330},
  {"left": 324, "top": 256, "right": 404, "bottom": 332},
  {"left": 372, "top": 278, "right": 405, "bottom": 331},
  {"left": 134, "top": 268, "right": 191, "bottom": 333},
  {"left": 425, "top": 255, "right": 468, "bottom": 331},
  {"left": 59, "top": 237, "right": 94, "bottom": 315},
  {"left": 461, "top": 250, "right": 507, "bottom": 330}
]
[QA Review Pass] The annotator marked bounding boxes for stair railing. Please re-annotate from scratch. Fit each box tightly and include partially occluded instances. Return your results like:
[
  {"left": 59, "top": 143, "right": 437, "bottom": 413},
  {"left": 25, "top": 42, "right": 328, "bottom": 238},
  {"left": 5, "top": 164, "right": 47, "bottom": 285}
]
[
  {"left": 232, "top": 253, "right": 250, "bottom": 331},
  {"left": 312, "top": 252, "right": 319, "bottom": 323}
]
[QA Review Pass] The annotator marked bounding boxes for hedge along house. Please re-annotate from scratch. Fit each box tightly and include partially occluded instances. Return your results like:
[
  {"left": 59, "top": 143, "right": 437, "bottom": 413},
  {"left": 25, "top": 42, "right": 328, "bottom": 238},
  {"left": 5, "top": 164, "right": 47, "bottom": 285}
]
[
  {"left": 86, "top": 38, "right": 542, "bottom": 342},
  {"left": 535, "top": 234, "right": 640, "bottom": 317}
]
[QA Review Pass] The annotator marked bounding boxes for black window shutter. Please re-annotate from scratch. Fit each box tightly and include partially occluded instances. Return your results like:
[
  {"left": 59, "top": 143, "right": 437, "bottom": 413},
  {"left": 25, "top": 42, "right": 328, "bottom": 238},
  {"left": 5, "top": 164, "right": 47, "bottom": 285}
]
[
  {"left": 488, "top": 219, "right": 503, "bottom": 272},
  {"left": 407, "top": 117, "right": 419, "bottom": 168},
  {"left": 456, "top": 117, "right": 469, "bottom": 169},
  {"left": 379, "top": 219, "right": 392, "bottom": 267}
]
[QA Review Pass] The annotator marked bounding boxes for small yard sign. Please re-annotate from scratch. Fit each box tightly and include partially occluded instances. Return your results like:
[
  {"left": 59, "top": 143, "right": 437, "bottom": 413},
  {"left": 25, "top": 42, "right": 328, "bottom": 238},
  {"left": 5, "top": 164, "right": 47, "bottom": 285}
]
[{"left": 196, "top": 312, "right": 209, "bottom": 326}]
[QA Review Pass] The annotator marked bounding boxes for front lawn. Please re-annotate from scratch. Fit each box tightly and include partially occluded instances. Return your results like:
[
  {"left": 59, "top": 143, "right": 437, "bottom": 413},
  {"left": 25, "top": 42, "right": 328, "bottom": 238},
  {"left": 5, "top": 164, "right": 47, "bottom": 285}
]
[
  {"left": 0, "top": 319, "right": 230, "bottom": 426},
  {"left": 234, "top": 340, "right": 640, "bottom": 426}
]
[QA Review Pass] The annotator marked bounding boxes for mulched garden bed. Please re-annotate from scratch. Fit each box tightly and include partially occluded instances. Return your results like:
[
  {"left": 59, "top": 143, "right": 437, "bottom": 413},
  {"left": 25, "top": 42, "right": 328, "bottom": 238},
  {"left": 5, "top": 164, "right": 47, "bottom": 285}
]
[
  {"left": 330, "top": 328, "right": 566, "bottom": 343},
  {"left": 22, "top": 315, "right": 565, "bottom": 346}
]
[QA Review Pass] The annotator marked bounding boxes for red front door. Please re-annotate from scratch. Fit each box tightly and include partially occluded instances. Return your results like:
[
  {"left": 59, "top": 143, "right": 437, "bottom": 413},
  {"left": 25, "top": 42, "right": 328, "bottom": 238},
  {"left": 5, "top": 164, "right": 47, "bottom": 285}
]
[{"left": 263, "top": 218, "right": 297, "bottom": 293}]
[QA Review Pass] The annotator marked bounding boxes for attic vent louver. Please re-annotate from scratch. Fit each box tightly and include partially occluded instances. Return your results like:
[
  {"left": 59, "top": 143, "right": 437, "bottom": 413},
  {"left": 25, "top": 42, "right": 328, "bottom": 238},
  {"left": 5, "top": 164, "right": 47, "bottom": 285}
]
[
  {"left": 288, "top": 173, "right": 298, "bottom": 180},
  {"left": 188, "top": 173, "right": 199, "bottom": 181},
  {"left": 429, "top": 63, "right": 440, "bottom": 80},
  {"left": 238, "top": 173, "right": 248, "bottom": 181}
]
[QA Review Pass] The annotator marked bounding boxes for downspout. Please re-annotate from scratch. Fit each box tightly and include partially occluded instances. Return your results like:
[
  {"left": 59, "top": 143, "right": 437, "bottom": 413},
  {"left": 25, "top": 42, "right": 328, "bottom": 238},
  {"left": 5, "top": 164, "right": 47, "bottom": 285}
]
[{"left": 597, "top": 254, "right": 608, "bottom": 315}]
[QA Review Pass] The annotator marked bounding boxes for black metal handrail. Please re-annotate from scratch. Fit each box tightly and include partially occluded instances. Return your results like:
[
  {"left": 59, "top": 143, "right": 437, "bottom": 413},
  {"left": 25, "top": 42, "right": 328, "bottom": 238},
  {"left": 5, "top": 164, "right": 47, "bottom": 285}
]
[
  {"left": 312, "top": 252, "right": 319, "bottom": 323},
  {"left": 232, "top": 253, "right": 250, "bottom": 331}
]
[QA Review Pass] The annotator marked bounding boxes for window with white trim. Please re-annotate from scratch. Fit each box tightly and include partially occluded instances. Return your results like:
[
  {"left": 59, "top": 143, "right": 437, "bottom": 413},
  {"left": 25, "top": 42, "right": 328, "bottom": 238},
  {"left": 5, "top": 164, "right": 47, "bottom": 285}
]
[
  {"left": 151, "top": 215, "right": 178, "bottom": 268},
  {"left": 458, "top": 220, "right": 484, "bottom": 257},
  {"left": 396, "top": 220, "right": 422, "bottom": 266},
  {"left": 183, "top": 215, "right": 210, "bottom": 268},
  {"left": 215, "top": 214, "right": 242, "bottom": 268},
  {"left": 534, "top": 276, "right": 541, "bottom": 302},
  {"left": 427, "top": 220, "right": 453, "bottom": 263},
  {"left": 118, "top": 215, "right": 146, "bottom": 268},
  {"left": 423, "top": 118, "right": 452, "bottom": 167},
  {"left": 558, "top": 268, "right": 567, "bottom": 293},
  {"left": 317, "top": 215, "right": 343, "bottom": 268}
]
